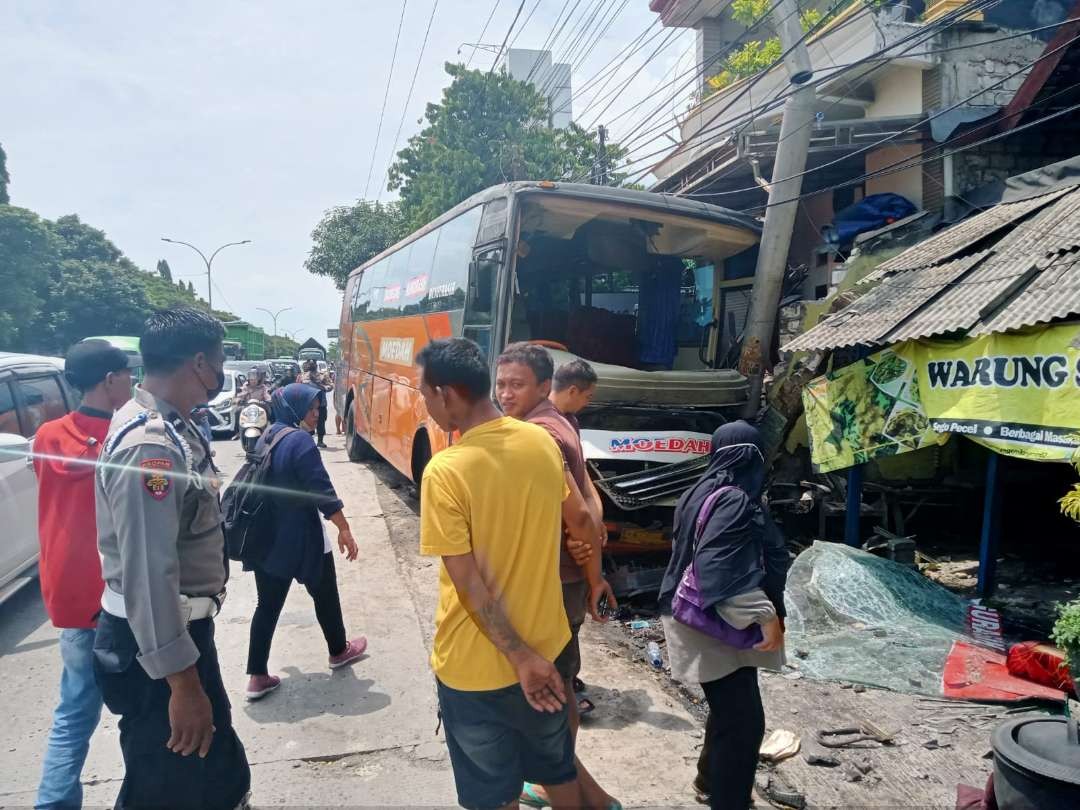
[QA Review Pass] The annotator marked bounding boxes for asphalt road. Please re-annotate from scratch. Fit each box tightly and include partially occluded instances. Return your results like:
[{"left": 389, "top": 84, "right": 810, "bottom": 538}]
[
  {"left": 0, "top": 421, "right": 704, "bottom": 809},
  {"left": 0, "top": 419, "right": 999, "bottom": 809},
  {"left": 0, "top": 428, "right": 457, "bottom": 808}
]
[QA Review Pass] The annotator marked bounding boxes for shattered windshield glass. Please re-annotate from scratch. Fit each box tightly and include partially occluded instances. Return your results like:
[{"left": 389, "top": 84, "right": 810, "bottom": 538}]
[{"left": 784, "top": 542, "right": 969, "bottom": 695}]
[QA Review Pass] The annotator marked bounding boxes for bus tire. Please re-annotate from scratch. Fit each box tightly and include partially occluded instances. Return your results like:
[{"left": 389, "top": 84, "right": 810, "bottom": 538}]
[
  {"left": 345, "top": 404, "right": 371, "bottom": 463},
  {"left": 411, "top": 431, "right": 432, "bottom": 497}
]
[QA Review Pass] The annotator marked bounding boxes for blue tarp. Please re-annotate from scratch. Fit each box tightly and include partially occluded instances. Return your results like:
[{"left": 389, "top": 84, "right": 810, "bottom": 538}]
[{"left": 826, "top": 193, "right": 917, "bottom": 248}]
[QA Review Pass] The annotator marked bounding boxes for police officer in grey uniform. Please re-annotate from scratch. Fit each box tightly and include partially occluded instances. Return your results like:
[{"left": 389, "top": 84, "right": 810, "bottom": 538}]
[{"left": 94, "top": 308, "right": 250, "bottom": 809}]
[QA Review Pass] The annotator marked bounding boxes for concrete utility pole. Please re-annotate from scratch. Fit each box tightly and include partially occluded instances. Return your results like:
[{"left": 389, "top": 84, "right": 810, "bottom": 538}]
[{"left": 738, "top": 0, "right": 815, "bottom": 418}]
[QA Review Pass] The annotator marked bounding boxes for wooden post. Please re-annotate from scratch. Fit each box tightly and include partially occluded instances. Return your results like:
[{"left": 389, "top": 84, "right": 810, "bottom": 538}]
[
  {"left": 845, "top": 464, "right": 864, "bottom": 547},
  {"left": 977, "top": 453, "right": 1002, "bottom": 597}
]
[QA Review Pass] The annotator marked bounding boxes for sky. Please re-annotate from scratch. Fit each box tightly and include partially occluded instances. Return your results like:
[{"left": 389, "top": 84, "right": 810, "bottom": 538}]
[{"left": 0, "top": 1, "right": 692, "bottom": 346}]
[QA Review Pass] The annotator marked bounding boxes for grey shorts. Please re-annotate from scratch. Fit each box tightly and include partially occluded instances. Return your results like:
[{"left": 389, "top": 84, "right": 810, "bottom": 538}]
[{"left": 554, "top": 579, "right": 588, "bottom": 682}]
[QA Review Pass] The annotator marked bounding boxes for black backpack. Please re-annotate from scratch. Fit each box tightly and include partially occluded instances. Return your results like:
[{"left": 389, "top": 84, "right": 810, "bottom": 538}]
[{"left": 222, "top": 427, "right": 297, "bottom": 564}]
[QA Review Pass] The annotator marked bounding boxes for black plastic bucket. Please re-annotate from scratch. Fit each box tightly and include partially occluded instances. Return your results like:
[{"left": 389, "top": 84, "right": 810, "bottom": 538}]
[{"left": 992, "top": 715, "right": 1080, "bottom": 809}]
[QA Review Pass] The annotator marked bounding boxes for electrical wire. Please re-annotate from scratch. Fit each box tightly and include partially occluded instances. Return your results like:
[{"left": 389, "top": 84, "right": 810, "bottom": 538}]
[
  {"left": 534, "top": 0, "right": 609, "bottom": 97},
  {"left": 508, "top": 0, "right": 545, "bottom": 51},
  {"left": 596, "top": 0, "right": 861, "bottom": 184},
  {"left": 580, "top": 0, "right": 793, "bottom": 139},
  {"left": 616, "top": 0, "right": 1006, "bottom": 185},
  {"left": 466, "top": 0, "right": 503, "bottom": 68},
  {"left": 556, "top": 0, "right": 724, "bottom": 113},
  {"left": 379, "top": 0, "right": 441, "bottom": 199},
  {"left": 523, "top": 0, "right": 575, "bottom": 83},
  {"left": 364, "top": 0, "right": 409, "bottom": 199},
  {"left": 525, "top": 0, "right": 585, "bottom": 83},
  {"left": 608, "top": 0, "right": 863, "bottom": 167},
  {"left": 675, "top": 22, "right": 1080, "bottom": 201},
  {"left": 744, "top": 94, "right": 1080, "bottom": 214},
  {"left": 490, "top": 0, "right": 531, "bottom": 74}
]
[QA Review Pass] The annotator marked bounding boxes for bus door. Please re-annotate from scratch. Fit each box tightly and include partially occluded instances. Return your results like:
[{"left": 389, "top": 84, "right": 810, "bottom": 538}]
[{"left": 464, "top": 245, "right": 502, "bottom": 358}]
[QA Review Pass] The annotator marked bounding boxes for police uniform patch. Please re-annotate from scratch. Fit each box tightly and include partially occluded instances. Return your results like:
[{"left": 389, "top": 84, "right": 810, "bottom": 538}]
[{"left": 141, "top": 458, "right": 173, "bottom": 500}]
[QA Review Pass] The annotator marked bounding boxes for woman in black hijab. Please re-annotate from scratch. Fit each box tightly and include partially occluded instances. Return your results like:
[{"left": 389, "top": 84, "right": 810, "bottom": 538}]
[{"left": 659, "top": 420, "right": 789, "bottom": 810}]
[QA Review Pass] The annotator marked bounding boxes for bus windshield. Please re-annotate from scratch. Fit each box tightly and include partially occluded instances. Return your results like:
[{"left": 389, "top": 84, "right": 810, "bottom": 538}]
[{"left": 508, "top": 194, "right": 758, "bottom": 373}]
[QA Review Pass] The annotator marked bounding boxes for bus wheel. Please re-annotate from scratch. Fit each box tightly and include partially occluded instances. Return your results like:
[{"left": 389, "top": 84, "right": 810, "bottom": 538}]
[
  {"left": 411, "top": 432, "right": 432, "bottom": 498},
  {"left": 345, "top": 404, "right": 371, "bottom": 462}
]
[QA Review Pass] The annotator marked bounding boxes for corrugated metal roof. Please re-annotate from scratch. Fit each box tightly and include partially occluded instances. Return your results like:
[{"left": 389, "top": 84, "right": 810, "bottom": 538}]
[
  {"left": 989, "top": 185, "right": 1080, "bottom": 261},
  {"left": 784, "top": 183, "right": 1080, "bottom": 352},
  {"left": 886, "top": 251, "right": 1035, "bottom": 342},
  {"left": 972, "top": 249, "right": 1080, "bottom": 335},
  {"left": 784, "top": 251, "right": 991, "bottom": 352},
  {"left": 863, "top": 186, "right": 1074, "bottom": 281}
]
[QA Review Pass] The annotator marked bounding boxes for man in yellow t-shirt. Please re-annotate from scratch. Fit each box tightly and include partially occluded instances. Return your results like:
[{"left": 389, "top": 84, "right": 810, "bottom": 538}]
[{"left": 417, "top": 338, "right": 584, "bottom": 810}]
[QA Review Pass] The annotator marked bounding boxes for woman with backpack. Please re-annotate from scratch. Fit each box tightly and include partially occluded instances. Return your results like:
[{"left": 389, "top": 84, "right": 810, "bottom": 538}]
[
  {"left": 244, "top": 383, "right": 366, "bottom": 701},
  {"left": 658, "top": 421, "right": 789, "bottom": 810}
]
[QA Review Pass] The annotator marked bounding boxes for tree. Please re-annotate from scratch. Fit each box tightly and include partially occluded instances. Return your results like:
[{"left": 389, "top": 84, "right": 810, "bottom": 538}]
[
  {"left": 305, "top": 200, "right": 407, "bottom": 290},
  {"left": 705, "top": 0, "right": 823, "bottom": 95},
  {"left": 27, "top": 260, "right": 151, "bottom": 353},
  {"left": 0, "top": 143, "right": 9, "bottom": 204},
  {"left": 388, "top": 63, "right": 627, "bottom": 229},
  {"left": 10, "top": 212, "right": 238, "bottom": 353},
  {"left": 156, "top": 259, "right": 173, "bottom": 282},
  {"left": 0, "top": 205, "right": 55, "bottom": 345}
]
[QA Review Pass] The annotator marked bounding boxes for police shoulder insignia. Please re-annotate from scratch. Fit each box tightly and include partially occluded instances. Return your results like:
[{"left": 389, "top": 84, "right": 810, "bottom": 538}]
[{"left": 141, "top": 458, "right": 173, "bottom": 500}]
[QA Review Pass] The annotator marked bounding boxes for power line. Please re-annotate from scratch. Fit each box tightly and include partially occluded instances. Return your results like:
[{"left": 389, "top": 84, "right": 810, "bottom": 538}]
[
  {"left": 508, "top": 0, "right": 545, "bottom": 51},
  {"left": 532, "top": 0, "right": 605, "bottom": 97},
  {"left": 364, "top": 0, "right": 409, "bottom": 199},
  {"left": 616, "top": 0, "right": 1004, "bottom": 185},
  {"left": 537, "top": 0, "right": 630, "bottom": 104},
  {"left": 490, "top": 0, "right": 531, "bottom": 74},
  {"left": 677, "top": 22, "right": 1080, "bottom": 201},
  {"left": 523, "top": 0, "right": 575, "bottom": 83},
  {"left": 744, "top": 89, "right": 1080, "bottom": 215},
  {"left": 466, "top": 0, "right": 502, "bottom": 68},
  {"left": 379, "top": 0, "right": 441, "bottom": 199}
]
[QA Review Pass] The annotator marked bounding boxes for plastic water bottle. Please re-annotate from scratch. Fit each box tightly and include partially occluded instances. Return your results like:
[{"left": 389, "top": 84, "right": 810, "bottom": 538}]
[{"left": 646, "top": 641, "right": 663, "bottom": 669}]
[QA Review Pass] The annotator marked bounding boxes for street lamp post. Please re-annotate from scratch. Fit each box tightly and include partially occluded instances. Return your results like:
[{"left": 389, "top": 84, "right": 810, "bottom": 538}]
[
  {"left": 161, "top": 237, "right": 251, "bottom": 312},
  {"left": 256, "top": 307, "right": 292, "bottom": 357}
]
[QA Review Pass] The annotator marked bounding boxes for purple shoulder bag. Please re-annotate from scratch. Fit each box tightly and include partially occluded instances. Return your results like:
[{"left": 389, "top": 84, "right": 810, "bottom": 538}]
[{"left": 671, "top": 485, "right": 764, "bottom": 649}]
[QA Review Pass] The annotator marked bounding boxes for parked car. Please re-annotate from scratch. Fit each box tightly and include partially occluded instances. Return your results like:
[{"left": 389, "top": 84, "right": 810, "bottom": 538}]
[{"left": 0, "top": 352, "right": 74, "bottom": 602}]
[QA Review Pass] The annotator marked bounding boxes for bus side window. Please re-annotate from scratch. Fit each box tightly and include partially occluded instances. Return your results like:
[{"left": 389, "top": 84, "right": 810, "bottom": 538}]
[{"left": 425, "top": 207, "right": 482, "bottom": 315}]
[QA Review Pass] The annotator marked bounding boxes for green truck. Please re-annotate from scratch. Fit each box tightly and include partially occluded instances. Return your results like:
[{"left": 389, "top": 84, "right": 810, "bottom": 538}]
[{"left": 223, "top": 322, "right": 266, "bottom": 361}]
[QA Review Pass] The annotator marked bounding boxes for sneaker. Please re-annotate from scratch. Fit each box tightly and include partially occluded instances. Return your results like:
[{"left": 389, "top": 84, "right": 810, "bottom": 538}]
[
  {"left": 329, "top": 636, "right": 368, "bottom": 669},
  {"left": 245, "top": 674, "right": 281, "bottom": 701}
]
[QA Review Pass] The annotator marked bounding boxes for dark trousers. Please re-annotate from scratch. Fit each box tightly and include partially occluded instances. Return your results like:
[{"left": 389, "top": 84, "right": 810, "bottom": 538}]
[
  {"left": 246, "top": 552, "right": 346, "bottom": 675},
  {"left": 316, "top": 405, "right": 327, "bottom": 444},
  {"left": 93, "top": 612, "right": 250, "bottom": 810},
  {"left": 696, "top": 667, "right": 765, "bottom": 810}
]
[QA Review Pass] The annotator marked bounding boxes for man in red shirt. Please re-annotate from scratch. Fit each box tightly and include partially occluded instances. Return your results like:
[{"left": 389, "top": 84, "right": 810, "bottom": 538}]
[{"left": 34, "top": 340, "right": 135, "bottom": 809}]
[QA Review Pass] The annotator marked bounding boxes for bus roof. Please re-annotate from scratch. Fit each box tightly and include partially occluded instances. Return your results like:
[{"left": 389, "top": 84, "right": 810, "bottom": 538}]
[{"left": 346, "top": 181, "right": 761, "bottom": 281}]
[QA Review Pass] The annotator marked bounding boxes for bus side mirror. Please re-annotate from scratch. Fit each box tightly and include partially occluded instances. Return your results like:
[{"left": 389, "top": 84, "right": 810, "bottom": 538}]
[{"left": 469, "top": 257, "right": 498, "bottom": 314}]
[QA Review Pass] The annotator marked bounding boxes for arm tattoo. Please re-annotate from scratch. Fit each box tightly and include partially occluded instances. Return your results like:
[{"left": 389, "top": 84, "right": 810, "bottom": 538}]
[{"left": 474, "top": 595, "right": 525, "bottom": 656}]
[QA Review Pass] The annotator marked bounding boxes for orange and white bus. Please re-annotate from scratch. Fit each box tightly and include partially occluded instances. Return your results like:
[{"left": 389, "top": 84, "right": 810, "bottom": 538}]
[{"left": 337, "top": 182, "right": 760, "bottom": 530}]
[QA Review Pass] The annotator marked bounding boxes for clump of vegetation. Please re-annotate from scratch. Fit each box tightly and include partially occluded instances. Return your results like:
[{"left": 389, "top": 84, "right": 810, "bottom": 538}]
[
  {"left": 1060, "top": 483, "right": 1080, "bottom": 523},
  {"left": 704, "top": 0, "right": 823, "bottom": 96},
  {"left": 1051, "top": 600, "right": 1080, "bottom": 690},
  {"left": 1052, "top": 461, "right": 1080, "bottom": 689}
]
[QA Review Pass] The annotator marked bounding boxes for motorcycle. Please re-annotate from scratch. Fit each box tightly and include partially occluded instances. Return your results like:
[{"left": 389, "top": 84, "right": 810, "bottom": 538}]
[{"left": 238, "top": 400, "right": 272, "bottom": 454}]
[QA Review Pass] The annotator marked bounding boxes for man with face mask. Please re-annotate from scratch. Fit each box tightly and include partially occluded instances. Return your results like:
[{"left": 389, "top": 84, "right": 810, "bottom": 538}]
[{"left": 94, "top": 308, "right": 251, "bottom": 809}]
